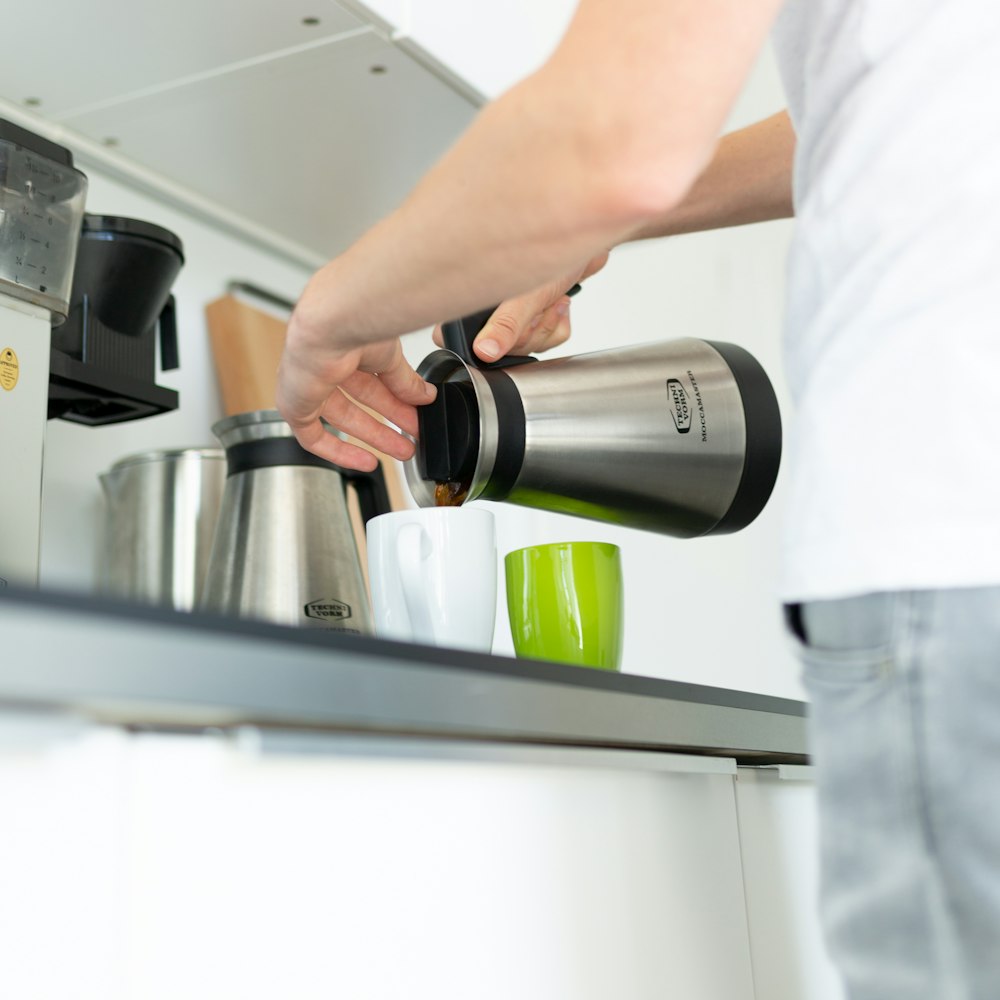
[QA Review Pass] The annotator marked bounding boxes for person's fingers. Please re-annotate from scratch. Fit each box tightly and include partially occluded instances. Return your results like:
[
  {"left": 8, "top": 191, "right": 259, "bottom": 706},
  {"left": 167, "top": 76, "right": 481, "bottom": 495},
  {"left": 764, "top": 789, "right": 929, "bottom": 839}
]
[
  {"left": 425, "top": 253, "right": 608, "bottom": 363},
  {"left": 473, "top": 288, "right": 557, "bottom": 362},
  {"left": 530, "top": 298, "right": 570, "bottom": 348},
  {"left": 321, "top": 389, "right": 418, "bottom": 462},
  {"left": 284, "top": 389, "right": 416, "bottom": 473},
  {"left": 289, "top": 412, "right": 381, "bottom": 472},
  {"left": 342, "top": 372, "right": 437, "bottom": 435},
  {"left": 340, "top": 370, "right": 421, "bottom": 438},
  {"left": 276, "top": 340, "right": 358, "bottom": 426},
  {"left": 528, "top": 312, "right": 572, "bottom": 354},
  {"left": 356, "top": 343, "right": 436, "bottom": 433},
  {"left": 276, "top": 336, "right": 431, "bottom": 471},
  {"left": 365, "top": 352, "right": 437, "bottom": 408}
]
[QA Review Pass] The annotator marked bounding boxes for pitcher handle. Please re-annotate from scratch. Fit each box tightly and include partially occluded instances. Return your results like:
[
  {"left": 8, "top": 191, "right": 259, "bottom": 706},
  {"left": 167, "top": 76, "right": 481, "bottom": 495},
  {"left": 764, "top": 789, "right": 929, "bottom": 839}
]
[
  {"left": 342, "top": 461, "right": 392, "bottom": 524},
  {"left": 397, "top": 523, "right": 435, "bottom": 645}
]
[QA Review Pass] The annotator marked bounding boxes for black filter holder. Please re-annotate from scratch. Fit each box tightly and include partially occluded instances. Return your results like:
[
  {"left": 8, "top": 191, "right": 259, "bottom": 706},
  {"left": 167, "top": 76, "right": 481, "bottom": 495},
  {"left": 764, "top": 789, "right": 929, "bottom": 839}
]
[{"left": 49, "top": 214, "right": 184, "bottom": 425}]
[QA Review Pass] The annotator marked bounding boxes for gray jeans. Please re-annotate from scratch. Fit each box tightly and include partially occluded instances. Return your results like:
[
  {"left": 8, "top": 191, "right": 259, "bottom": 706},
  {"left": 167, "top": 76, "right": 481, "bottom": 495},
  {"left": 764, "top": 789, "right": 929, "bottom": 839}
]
[{"left": 787, "top": 588, "right": 1000, "bottom": 1000}]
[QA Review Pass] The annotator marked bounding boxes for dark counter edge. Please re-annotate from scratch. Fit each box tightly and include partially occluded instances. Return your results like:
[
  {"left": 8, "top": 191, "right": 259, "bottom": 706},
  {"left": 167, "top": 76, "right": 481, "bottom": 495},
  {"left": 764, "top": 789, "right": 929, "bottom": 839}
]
[{"left": 0, "top": 587, "right": 808, "bottom": 763}]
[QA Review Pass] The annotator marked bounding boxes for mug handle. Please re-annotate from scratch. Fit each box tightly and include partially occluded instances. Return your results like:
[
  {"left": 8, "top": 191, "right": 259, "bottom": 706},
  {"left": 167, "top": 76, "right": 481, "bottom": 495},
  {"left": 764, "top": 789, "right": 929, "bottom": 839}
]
[{"left": 397, "top": 523, "right": 436, "bottom": 644}]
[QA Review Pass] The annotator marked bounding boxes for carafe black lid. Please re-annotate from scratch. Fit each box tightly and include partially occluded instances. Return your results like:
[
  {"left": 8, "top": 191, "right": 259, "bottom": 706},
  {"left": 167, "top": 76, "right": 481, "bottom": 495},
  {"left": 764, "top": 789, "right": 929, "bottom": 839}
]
[
  {"left": 417, "top": 379, "right": 481, "bottom": 484},
  {"left": 82, "top": 214, "right": 184, "bottom": 263}
]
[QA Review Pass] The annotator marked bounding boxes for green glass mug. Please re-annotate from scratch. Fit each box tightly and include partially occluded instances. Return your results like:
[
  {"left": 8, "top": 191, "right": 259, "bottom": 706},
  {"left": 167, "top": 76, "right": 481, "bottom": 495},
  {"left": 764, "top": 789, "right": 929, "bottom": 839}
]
[{"left": 504, "top": 541, "right": 623, "bottom": 671}]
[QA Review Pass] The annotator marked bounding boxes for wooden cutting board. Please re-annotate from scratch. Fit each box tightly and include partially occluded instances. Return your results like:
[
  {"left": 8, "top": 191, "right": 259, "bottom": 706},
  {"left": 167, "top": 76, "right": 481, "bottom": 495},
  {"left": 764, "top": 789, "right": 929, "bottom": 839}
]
[{"left": 204, "top": 293, "right": 287, "bottom": 416}]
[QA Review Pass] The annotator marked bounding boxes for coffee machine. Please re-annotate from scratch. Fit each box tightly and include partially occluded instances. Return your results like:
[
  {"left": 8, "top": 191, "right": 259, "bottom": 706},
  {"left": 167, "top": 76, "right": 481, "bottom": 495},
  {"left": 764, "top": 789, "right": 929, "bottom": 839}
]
[
  {"left": 407, "top": 307, "right": 782, "bottom": 537},
  {"left": 0, "top": 118, "right": 183, "bottom": 588}
]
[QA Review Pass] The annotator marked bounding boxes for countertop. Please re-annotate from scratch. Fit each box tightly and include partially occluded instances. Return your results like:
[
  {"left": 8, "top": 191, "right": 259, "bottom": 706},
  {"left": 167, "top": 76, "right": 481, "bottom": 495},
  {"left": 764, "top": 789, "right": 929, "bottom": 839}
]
[{"left": 0, "top": 585, "right": 808, "bottom": 764}]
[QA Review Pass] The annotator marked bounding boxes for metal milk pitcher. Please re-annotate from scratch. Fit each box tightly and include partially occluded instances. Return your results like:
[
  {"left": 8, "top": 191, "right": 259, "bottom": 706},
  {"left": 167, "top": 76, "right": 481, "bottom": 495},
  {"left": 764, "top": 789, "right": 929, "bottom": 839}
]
[
  {"left": 200, "top": 410, "right": 392, "bottom": 632},
  {"left": 99, "top": 448, "right": 226, "bottom": 611},
  {"left": 406, "top": 308, "right": 782, "bottom": 538}
]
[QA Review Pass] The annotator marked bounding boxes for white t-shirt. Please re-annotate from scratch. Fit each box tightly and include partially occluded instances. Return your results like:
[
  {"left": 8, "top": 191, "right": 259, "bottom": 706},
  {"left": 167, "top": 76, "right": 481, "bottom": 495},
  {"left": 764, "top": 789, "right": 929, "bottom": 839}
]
[{"left": 771, "top": 0, "right": 1000, "bottom": 600}]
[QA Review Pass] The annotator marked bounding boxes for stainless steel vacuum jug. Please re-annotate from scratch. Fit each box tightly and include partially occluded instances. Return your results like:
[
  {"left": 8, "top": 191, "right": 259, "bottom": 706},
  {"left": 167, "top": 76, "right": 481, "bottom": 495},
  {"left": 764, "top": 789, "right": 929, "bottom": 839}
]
[
  {"left": 100, "top": 448, "right": 226, "bottom": 610},
  {"left": 201, "top": 410, "right": 392, "bottom": 632},
  {"left": 405, "top": 308, "right": 782, "bottom": 537}
]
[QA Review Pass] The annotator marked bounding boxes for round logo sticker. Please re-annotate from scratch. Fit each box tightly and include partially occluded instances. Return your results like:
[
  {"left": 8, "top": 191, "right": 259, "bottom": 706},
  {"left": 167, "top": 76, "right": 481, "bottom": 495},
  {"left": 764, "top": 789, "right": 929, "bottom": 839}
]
[{"left": 0, "top": 348, "right": 19, "bottom": 392}]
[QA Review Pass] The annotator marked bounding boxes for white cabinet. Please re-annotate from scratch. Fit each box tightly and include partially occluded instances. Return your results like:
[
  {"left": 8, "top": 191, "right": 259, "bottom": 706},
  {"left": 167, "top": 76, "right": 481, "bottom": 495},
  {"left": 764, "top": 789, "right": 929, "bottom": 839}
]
[
  {"left": 735, "top": 767, "right": 845, "bottom": 1000},
  {"left": 0, "top": 724, "right": 759, "bottom": 1000},
  {"left": 0, "top": 724, "right": 128, "bottom": 1000},
  {"left": 127, "top": 736, "right": 756, "bottom": 1000},
  {"left": 0, "top": 715, "right": 849, "bottom": 999}
]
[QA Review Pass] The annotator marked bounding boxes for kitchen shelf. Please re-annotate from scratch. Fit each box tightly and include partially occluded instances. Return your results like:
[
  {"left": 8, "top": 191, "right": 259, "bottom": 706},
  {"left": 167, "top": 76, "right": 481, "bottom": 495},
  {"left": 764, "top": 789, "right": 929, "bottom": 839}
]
[{"left": 0, "top": 585, "right": 807, "bottom": 764}]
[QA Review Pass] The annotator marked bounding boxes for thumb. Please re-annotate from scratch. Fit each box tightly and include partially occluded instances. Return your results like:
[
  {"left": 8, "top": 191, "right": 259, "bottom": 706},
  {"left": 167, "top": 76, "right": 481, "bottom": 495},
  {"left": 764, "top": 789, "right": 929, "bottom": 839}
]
[{"left": 473, "top": 288, "right": 557, "bottom": 362}]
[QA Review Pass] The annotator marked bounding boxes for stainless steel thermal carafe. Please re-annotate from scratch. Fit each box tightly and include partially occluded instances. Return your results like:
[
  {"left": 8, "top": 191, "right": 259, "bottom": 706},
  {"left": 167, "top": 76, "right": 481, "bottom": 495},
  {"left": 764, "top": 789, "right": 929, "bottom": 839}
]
[
  {"left": 406, "top": 310, "right": 782, "bottom": 537},
  {"left": 99, "top": 448, "right": 226, "bottom": 610},
  {"left": 200, "top": 410, "right": 392, "bottom": 632}
]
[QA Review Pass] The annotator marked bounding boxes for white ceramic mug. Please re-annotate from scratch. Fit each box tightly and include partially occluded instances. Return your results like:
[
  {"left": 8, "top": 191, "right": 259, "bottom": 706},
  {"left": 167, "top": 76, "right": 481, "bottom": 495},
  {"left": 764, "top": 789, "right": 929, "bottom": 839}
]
[{"left": 366, "top": 507, "right": 497, "bottom": 652}]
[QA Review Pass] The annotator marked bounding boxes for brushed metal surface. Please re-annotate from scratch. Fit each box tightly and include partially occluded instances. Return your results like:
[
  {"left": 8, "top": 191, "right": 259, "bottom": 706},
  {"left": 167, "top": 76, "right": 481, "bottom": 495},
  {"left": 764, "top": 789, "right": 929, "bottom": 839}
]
[
  {"left": 408, "top": 339, "right": 747, "bottom": 536},
  {"left": 212, "top": 409, "right": 298, "bottom": 447},
  {"left": 506, "top": 339, "right": 746, "bottom": 535},
  {"left": 201, "top": 412, "right": 373, "bottom": 634},
  {"left": 99, "top": 448, "right": 226, "bottom": 611}
]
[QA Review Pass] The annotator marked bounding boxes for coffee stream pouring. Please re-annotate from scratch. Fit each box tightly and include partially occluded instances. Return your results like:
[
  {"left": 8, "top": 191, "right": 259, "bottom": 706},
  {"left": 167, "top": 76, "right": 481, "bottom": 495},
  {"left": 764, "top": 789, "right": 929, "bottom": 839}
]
[{"left": 405, "top": 303, "right": 782, "bottom": 537}]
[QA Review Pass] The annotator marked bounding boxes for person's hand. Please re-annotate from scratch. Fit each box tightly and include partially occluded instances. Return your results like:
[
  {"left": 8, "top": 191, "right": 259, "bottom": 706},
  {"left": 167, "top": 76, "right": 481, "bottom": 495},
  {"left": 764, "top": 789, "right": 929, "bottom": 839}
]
[
  {"left": 276, "top": 317, "right": 436, "bottom": 473},
  {"left": 431, "top": 252, "right": 610, "bottom": 362}
]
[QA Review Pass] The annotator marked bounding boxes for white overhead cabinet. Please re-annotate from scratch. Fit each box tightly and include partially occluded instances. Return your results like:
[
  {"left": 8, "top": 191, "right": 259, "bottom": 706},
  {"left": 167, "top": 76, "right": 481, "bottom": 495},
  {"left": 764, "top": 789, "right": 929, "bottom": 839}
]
[
  {"left": 0, "top": 1, "right": 368, "bottom": 114},
  {"left": 0, "top": 0, "right": 574, "bottom": 264},
  {"left": 0, "top": 1, "right": 480, "bottom": 262},
  {"left": 59, "top": 33, "right": 475, "bottom": 259}
]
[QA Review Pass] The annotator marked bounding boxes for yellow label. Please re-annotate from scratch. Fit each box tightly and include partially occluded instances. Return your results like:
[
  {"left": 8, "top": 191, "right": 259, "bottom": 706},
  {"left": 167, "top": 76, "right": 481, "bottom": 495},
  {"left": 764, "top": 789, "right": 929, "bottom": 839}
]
[{"left": 0, "top": 348, "right": 18, "bottom": 392}]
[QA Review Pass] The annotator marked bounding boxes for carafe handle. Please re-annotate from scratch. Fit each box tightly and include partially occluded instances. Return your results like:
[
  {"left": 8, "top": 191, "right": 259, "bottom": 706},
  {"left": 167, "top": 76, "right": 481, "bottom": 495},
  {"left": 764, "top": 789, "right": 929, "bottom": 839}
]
[
  {"left": 342, "top": 462, "right": 392, "bottom": 525},
  {"left": 440, "top": 283, "right": 581, "bottom": 369}
]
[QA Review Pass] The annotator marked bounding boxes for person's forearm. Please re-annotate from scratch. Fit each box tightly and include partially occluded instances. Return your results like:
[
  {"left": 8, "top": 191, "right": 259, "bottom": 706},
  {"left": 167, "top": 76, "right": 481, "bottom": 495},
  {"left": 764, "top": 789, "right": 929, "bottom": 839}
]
[
  {"left": 293, "top": 75, "right": 678, "bottom": 352},
  {"left": 627, "top": 110, "right": 795, "bottom": 241},
  {"left": 290, "top": 0, "right": 786, "bottom": 352}
]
